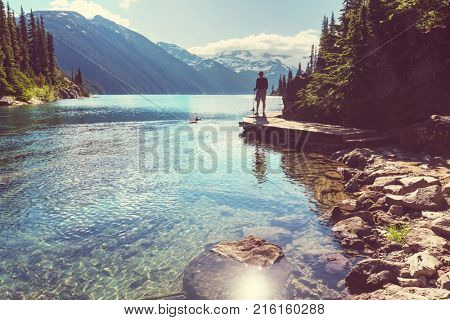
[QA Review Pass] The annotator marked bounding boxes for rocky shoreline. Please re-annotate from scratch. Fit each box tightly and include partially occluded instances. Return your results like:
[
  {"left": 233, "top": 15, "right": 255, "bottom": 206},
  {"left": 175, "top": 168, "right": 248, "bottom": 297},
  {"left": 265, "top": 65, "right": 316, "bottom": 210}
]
[
  {"left": 0, "top": 78, "right": 89, "bottom": 107},
  {"left": 328, "top": 146, "right": 450, "bottom": 299}
]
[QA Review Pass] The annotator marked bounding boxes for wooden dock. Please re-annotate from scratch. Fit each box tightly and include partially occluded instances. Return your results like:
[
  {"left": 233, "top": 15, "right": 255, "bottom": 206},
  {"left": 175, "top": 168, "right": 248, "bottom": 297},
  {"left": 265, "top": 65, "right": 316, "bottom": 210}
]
[{"left": 239, "top": 112, "right": 386, "bottom": 146}]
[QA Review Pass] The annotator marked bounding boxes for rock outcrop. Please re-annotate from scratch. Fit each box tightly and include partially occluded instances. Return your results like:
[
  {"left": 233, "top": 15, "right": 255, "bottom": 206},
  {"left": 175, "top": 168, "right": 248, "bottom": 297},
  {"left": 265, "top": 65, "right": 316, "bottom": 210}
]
[
  {"left": 398, "top": 115, "right": 450, "bottom": 156},
  {"left": 332, "top": 147, "right": 450, "bottom": 299},
  {"left": 211, "top": 236, "right": 284, "bottom": 267},
  {"left": 431, "top": 217, "right": 450, "bottom": 239},
  {"left": 406, "top": 251, "right": 441, "bottom": 278},
  {"left": 354, "top": 285, "right": 450, "bottom": 300},
  {"left": 345, "top": 259, "right": 403, "bottom": 294}
]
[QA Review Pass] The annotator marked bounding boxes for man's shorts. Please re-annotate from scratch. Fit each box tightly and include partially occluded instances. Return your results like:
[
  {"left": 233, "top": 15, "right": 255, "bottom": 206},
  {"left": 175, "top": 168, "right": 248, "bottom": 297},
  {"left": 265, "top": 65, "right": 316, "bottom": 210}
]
[{"left": 255, "top": 89, "right": 267, "bottom": 102}]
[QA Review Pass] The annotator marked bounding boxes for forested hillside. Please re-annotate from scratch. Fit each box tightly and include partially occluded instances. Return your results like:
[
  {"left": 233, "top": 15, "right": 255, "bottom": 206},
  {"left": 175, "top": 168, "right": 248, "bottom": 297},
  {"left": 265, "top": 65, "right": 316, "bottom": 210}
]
[
  {"left": 39, "top": 11, "right": 226, "bottom": 94},
  {"left": 284, "top": 0, "right": 450, "bottom": 129},
  {"left": 0, "top": 1, "right": 88, "bottom": 103}
]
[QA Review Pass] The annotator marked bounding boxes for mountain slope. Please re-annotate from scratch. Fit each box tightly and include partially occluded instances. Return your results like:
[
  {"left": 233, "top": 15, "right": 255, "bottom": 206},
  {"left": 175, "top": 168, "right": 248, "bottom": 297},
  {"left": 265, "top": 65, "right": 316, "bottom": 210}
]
[
  {"left": 35, "top": 11, "right": 221, "bottom": 94},
  {"left": 157, "top": 42, "right": 252, "bottom": 94}
]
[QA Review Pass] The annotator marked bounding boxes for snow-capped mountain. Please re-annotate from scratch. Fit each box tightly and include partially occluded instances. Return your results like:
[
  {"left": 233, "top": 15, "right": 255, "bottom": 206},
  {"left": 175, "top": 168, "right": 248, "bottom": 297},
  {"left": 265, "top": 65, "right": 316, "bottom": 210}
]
[
  {"left": 213, "top": 50, "right": 293, "bottom": 73},
  {"left": 157, "top": 42, "right": 223, "bottom": 72},
  {"left": 212, "top": 50, "right": 296, "bottom": 89},
  {"left": 158, "top": 42, "right": 253, "bottom": 93}
]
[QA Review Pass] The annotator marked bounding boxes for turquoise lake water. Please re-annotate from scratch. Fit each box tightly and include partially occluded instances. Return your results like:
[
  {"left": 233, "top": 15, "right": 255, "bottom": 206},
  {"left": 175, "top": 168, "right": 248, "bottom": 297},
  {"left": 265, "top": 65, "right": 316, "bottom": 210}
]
[{"left": 0, "top": 95, "right": 352, "bottom": 299}]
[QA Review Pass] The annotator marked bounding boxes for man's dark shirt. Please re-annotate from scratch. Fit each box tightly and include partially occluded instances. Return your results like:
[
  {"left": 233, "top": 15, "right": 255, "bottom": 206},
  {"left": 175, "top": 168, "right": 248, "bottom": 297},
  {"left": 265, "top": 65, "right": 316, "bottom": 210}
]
[{"left": 255, "top": 77, "right": 269, "bottom": 91}]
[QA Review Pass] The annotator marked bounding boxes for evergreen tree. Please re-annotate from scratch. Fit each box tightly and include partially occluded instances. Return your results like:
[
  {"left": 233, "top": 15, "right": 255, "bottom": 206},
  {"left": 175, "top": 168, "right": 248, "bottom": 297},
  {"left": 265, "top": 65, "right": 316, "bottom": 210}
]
[
  {"left": 28, "top": 10, "right": 40, "bottom": 75},
  {"left": 305, "top": 62, "right": 311, "bottom": 75},
  {"left": 7, "top": 6, "right": 21, "bottom": 66},
  {"left": 277, "top": 75, "right": 282, "bottom": 93},
  {"left": 316, "top": 16, "right": 331, "bottom": 72},
  {"left": 19, "top": 6, "right": 31, "bottom": 75},
  {"left": 330, "top": 12, "right": 337, "bottom": 35},
  {"left": 0, "top": 5, "right": 90, "bottom": 100},
  {"left": 287, "top": 69, "right": 293, "bottom": 83},
  {"left": 38, "top": 15, "right": 49, "bottom": 80},
  {"left": 0, "top": 0, "right": 17, "bottom": 93},
  {"left": 75, "top": 68, "right": 84, "bottom": 86},
  {"left": 47, "top": 33, "right": 56, "bottom": 84},
  {"left": 0, "top": 0, "right": 11, "bottom": 94},
  {"left": 282, "top": 74, "right": 287, "bottom": 92},
  {"left": 309, "top": 44, "right": 315, "bottom": 74},
  {"left": 296, "top": 62, "right": 302, "bottom": 77}
]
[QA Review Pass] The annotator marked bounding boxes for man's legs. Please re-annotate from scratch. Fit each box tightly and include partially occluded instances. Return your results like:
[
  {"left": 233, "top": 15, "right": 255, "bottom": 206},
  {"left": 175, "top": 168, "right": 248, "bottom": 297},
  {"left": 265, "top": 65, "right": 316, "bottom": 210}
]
[
  {"left": 262, "top": 97, "right": 266, "bottom": 116},
  {"left": 255, "top": 94, "right": 260, "bottom": 115}
]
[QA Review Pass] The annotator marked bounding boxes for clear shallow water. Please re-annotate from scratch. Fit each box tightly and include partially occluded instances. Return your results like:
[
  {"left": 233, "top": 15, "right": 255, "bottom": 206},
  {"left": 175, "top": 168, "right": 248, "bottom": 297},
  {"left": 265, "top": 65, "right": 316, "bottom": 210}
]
[{"left": 0, "top": 95, "right": 351, "bottom": 300}]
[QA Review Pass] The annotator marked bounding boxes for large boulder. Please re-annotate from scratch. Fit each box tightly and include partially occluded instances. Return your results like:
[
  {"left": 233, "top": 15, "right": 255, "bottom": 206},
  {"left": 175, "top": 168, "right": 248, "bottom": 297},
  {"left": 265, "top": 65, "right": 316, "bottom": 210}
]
[
  {"left": 436, "top": 272, "right": 450, "bottom": 290},
  {"left": 339, "top": 199, "right": 361, "bottom": 211},
  {"left": 404, "top": 228, "right": 447, "bottom": 254},
  {"left": 405, "top": 251, "right": 441, "bottom": 278},
  {"left": 431, "top": 217, "right": 450, "bottom": 239},
  {"left": 353, "top": 284, "right": 450, "bottom": 300},
  {"left": 397, "top": 176, "right": 440, "bottom": 195},
  {"left": 345, "top": 259, "right": 403, "bottom": 294},
  {"left": 443, "top": 183, "right": 450, "bottom": 195},
  {"left": 370, "top": 176, "right": 404, "bottom": 191},
  {"left": 332, "top": 217, "right": 370, "bottom": 239},
  {"left": 0, "top": 96, "right": 15, "bottom": 106},
  {"left": 399, "top": 115, "right": 450, "bottom": 156},
  {"left": 339, "top": 149, "right": 373, "bottom": 169},
  {"left": 386, "top": 185, "right": 446, "bottom": 211},
  {"left": 211, "top": 236, "right": 284, "bottom": 267}
]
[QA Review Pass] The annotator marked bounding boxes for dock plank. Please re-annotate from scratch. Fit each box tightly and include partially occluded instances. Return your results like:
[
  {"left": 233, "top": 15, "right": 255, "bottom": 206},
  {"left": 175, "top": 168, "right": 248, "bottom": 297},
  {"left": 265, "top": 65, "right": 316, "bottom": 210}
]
[{"left": 240, "top": 112, "right": 384, "bottom": 142}]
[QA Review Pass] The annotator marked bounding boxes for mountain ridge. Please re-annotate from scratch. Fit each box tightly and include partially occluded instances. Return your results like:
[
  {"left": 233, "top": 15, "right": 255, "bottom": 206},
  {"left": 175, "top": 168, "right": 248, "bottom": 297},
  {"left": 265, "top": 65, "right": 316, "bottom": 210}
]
[
  {"left": 35, "top": 11, "right": 221, "bottom": 94},
  {"left": 157, "top": 42, "right": 253, "bottom": 94}
]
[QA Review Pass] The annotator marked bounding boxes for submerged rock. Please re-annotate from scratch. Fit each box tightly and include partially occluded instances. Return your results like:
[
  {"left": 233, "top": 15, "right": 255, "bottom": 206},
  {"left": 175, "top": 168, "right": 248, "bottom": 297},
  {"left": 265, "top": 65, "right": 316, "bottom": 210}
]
[
  {"left": 183, "top": 249, "right": 291, "bottom": 300},
  {"left": 345, "top": 259, "right": 402, "bottom": 294},
  {"left": 243, "top": 226, "right": 291, "bottom": 244},
  {"left": 318, "top": 253, "right": 350, "bottom": 273},
  {"left": 332, "top": 217, "right": 370, "bottom": 239},
  {"left": 211, "top": 236, "right": 284, "bottom": 267}
]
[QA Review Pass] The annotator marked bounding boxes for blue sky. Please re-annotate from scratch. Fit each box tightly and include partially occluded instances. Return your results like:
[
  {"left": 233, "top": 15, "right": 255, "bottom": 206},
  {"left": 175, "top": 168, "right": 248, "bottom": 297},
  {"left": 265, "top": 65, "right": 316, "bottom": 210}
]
[{"left": 9, "top": 0, "right": 342, "bottom": 64}]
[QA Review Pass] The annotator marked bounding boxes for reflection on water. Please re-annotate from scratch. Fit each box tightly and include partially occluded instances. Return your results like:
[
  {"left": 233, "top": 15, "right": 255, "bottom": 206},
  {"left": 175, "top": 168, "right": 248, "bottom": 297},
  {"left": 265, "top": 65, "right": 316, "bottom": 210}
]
[
  {"left": 253, "top": 143, "right": 267, "bottom": 184},
  {"left": 0, "top": 95, "right": 352, "bottom": 300}
]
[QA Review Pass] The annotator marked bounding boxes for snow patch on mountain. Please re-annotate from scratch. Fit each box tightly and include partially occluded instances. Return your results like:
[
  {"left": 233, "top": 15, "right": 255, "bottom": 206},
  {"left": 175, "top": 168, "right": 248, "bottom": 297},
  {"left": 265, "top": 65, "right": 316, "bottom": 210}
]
[{"left": 212, "top": 50, "right": 295, "bottom": 79}]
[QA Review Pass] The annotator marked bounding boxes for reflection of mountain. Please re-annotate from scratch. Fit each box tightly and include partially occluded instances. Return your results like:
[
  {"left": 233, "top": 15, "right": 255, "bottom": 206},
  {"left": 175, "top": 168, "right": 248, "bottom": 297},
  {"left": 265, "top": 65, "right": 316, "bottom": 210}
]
[{"left": 157, "top": 43, "right": 251, "bottom": 94}]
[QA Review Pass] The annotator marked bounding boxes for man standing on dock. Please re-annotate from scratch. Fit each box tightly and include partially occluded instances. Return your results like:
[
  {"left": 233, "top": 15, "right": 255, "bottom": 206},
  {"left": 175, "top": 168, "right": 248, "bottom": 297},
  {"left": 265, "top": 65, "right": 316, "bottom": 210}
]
[{"left": 254, "top": 71, "right": 268, "bottom": 117}]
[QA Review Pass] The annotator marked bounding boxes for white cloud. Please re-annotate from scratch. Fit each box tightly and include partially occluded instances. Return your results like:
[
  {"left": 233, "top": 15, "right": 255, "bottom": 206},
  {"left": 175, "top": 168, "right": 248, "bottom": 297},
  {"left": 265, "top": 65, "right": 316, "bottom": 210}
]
[
  {"left": 119, "top": 0, "right": 139, "bottom": 9},
  {"left": 49, "top": 0, "right": 131, "bottom": 27},
  {"left": 189, "top": 30, "right": 320, "bottom": 67}
]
